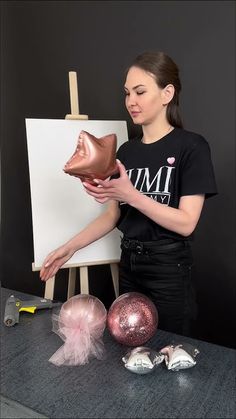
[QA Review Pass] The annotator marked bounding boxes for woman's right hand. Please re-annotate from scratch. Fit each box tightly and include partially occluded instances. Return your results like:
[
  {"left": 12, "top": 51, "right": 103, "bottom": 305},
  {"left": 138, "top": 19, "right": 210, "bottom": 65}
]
[{"left": 40, "top": 244, "right": 75, "bottom": 282}]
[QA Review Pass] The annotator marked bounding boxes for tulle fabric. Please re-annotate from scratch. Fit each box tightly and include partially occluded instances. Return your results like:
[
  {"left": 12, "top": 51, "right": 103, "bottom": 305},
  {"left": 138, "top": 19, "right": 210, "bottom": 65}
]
[{"left": 49, "top": 294, "right": 107, "bottom": 366}]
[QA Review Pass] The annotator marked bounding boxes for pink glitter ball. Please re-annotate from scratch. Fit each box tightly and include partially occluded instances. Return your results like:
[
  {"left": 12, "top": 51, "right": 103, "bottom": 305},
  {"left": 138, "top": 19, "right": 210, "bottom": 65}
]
[{"left": 107, "top": 292, "right": 158, "bottom": 346}]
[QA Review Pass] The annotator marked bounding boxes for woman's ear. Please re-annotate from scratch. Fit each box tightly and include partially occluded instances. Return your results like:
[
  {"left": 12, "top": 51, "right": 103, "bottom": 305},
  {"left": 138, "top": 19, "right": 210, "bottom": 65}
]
[{"left": 162, "top": 84, "right": 175, "bottom": 105}]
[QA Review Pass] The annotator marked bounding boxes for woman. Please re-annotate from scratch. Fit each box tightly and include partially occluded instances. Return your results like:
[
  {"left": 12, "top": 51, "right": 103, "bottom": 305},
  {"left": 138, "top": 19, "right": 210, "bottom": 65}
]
[{"left": 40, "top": 51, "right": 217, "bottom": 336}]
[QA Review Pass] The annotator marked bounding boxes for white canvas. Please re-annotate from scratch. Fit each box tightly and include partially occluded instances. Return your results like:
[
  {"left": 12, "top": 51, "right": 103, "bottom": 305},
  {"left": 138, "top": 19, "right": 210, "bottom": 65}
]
[{"left": 25, "top": 119, "right": 128, "bottom": 269}]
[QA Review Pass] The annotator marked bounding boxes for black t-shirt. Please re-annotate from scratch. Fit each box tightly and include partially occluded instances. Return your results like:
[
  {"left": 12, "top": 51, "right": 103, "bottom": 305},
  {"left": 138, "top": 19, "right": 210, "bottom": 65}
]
[{"left": 115, "top": 127, "right": 217, "bottom": 241}]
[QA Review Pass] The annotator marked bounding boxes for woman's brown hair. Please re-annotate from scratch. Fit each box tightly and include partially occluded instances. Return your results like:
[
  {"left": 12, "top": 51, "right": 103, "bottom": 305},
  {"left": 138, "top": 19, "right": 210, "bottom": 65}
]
[{"left": 126, "top": 51, "right": 183, "bottom": 128}]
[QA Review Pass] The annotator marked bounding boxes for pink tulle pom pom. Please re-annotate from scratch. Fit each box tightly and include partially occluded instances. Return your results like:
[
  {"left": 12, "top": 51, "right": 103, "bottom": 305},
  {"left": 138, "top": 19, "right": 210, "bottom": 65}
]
[{"left": 49, "top": 294, "right": 107, "bottom": 366}]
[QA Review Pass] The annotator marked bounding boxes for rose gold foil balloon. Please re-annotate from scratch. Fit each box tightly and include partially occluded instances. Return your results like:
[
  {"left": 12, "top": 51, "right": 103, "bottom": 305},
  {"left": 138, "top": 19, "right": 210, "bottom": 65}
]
[
  {"left": 49, "top": 294, "right": 107, "bottom": 366},
  {"left": 107, "top": 292, "right": 158, "bottom": 347},
  {"left": 63, "top": 130, "right": 118, "bottom": 184}
]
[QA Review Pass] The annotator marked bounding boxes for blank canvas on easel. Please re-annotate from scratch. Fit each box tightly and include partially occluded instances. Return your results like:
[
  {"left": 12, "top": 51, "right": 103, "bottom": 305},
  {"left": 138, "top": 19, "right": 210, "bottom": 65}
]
[{"left": 25, "top": 119, "right": 128, "bottom": 269}]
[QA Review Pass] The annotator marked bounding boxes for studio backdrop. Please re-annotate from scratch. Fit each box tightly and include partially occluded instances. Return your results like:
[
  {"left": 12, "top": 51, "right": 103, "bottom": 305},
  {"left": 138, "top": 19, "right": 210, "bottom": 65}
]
[{"left": 1, "top": 1, "right": 235, "bottom": 348}]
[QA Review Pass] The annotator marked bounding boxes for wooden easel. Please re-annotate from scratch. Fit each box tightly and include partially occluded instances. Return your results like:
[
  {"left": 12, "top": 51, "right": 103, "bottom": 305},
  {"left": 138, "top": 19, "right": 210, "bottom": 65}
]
[{"left": 42, "top": 72, "right": 119, "bottom": 301}]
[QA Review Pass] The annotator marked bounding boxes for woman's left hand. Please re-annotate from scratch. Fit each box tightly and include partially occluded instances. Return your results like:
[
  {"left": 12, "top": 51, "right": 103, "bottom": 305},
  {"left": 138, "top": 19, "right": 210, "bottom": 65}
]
[{"left": 82, "top": 159, "right": 139, "bottom": 204}]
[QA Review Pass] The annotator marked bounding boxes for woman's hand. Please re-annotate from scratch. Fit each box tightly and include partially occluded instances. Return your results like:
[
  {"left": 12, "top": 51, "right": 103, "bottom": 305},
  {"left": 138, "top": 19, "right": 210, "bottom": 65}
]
[
  {"left": 40, "top": 244, "right": 75, "bottom": 282},
  {"left": 82, "top": 159, "right": 139, "bottom": 204}
]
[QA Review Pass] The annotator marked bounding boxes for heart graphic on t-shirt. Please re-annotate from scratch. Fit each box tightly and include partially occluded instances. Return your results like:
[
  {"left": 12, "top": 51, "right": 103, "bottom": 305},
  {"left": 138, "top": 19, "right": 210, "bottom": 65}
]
[{"left": 167, "top": 157, "right": 175, "bottom": 165}]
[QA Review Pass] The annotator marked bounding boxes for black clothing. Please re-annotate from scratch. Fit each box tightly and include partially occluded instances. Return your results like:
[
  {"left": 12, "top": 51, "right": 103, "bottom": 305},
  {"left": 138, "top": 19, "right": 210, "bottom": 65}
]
[
  {"left": 116, "top": 128, "right": 217, "bottom": 241},
  {"left": 114, "top": 127, "right": 217, "bottom": 336},
  {"left": 119, "top": 237, "right": 195, "bottom": 335}
]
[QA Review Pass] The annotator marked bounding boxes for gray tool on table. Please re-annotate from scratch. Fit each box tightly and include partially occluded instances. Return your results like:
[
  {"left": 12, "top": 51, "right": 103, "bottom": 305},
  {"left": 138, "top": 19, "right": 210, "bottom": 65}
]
[{"left": 4, "top": 294, "right": 61, "bottom": 326}]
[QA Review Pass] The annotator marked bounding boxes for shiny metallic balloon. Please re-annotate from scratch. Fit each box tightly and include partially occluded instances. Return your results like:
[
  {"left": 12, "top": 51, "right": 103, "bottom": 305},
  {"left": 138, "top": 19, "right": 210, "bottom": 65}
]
[
  {"left": 107, "top": 292, "right": 158, "bottom": 346},
  {"left": 160, "top": 343, "right": 200, "bottom": 371},
  {"left": 63, "top": 130, "right": 118, "bottom": 184},
  {"left": 122, "top": 346, "right": 164, "bottom": 374}
]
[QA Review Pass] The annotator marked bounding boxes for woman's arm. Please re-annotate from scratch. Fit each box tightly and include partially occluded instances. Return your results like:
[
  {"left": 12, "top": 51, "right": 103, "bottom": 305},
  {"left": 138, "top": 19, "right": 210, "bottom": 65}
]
[
  {"left": 40, "top": 200, "right": 120, "bottom": 281},
  {"left": 127, "top": 193, "right": 204, "bottom": 237},
  {"left": 83, "top": 160, "right": 205, "bottom": 237}
]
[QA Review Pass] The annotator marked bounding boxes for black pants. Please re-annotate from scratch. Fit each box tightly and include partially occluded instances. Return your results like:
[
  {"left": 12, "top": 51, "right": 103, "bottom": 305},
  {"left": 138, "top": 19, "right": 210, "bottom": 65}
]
[{"left": 119, "top": 237, "right": 197, "bottom": 337}]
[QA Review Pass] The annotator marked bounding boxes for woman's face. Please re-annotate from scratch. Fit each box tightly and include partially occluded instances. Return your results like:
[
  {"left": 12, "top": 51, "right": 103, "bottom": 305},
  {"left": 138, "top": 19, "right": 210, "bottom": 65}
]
[{"left": 124, "top": 66, "right": 166, "bottom": 126}]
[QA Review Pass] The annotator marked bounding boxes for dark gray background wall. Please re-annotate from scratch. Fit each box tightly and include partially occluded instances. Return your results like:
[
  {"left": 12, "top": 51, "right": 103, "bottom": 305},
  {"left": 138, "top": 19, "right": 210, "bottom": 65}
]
[{"left": 1, "top": 1, "right": 235, "bottom": 348}]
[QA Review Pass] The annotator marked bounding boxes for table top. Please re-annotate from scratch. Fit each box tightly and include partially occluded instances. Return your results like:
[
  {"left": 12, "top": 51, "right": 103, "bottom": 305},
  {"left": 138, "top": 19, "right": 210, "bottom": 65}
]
[{"left": 1, "top": 287, "right": 235, "bottom": 418}]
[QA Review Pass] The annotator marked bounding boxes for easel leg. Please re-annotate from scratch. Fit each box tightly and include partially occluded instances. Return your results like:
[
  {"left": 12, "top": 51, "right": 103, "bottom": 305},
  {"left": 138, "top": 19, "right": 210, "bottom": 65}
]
[
  {"left": 44, "top": 276, "right": 55, "bottom": 300},
  {"left": 110, "top": 263, "right": 119, "bottom": 298},
  {"left": 80, "top": 266, "right": 89, "bottom": 294},
  {"left": 67, "top": 267, "right": 76, "bottom": 299}
]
